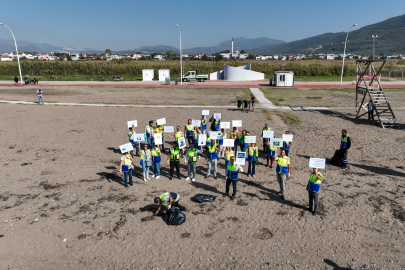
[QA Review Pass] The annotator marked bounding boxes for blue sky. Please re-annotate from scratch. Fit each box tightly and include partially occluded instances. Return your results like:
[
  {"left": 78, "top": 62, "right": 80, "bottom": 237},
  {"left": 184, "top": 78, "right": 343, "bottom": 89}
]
[{"left": 0, "top": 0, "right": 404, "bottom": 51}]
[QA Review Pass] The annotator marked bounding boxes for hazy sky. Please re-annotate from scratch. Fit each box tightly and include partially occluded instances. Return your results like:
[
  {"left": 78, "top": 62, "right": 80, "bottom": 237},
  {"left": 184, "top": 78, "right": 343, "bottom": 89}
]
[{"left": 0, "top": 0, "right": 404, "bottom": 50}]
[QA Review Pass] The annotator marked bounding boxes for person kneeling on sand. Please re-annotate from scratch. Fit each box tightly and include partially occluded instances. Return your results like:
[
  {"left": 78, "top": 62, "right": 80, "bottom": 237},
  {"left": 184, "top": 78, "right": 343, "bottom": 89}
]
[
  {"left": 306, "top": 168, "right": 324, "bottom": 216},
  {"left": 154, "top": 192, "right": 186, "bottom": 215}
]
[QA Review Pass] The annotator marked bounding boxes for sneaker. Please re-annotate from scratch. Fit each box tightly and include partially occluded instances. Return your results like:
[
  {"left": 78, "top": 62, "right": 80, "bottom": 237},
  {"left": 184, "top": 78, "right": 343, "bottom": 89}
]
[
  {"left": 281, "top": 195, "right": 285, "bottom": 200},
  {"left": 185, "top": 177, "right": 190, "bottom": 181},
  {"left": 230, "top": 196, "right": 235, "bottom": 201},
  {"left": 147, "top": 177, "right": 151, "bottom": 180},
  {"left": 341, "top": 167, "right": 347, "bottom": 171},
  {"left": 307, "top": 207, "right": 312, "bottom": 212},
  {"left": 270, "top": 166, "right": 273, "bottom": 168},
  {"left": 214, "top": 176, "right": 217, "bottom": 179},
  {"left": 143, "top": 178, "right": 147, "bottom": 182},
  {"left": 198, "top": 156, "right": 201, "bottom": 159},
  {"left": 151, "top": 174, "right": 155, "bottom": 178},
  {"left": 192, "top": 178, "right": 195, "bottom": 182},
  {"left": 156, "top": 176, "right": 160, "bottom": 179},
  {"left": 223, "top": 193, "right": 229, "bottom": 197},
  {"left": 125, "top": 184, "right": 128, "bottom": 187},
  {"left": 312, "top": 211, "right": 317, "bottom": 216},
  {"left": 129, "top": 183, "right": 133, "bottom": 186}
]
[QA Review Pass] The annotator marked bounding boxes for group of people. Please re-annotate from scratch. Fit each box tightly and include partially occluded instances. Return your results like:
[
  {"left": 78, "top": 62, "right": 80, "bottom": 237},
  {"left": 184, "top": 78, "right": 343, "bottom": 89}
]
[{"left": 119, "top": 112, "right": 351, "bottom": 217}]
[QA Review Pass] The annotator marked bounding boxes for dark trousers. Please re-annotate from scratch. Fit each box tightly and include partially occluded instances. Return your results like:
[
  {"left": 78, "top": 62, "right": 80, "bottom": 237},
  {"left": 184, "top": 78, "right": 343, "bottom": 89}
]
[
  {"left": 308, "top": 190, "right": 319, "bottom": 212},
  {"left": 226, "top": 178, "right": 238, "bottom": 198},
  {"left": 172, "top": 199, "right": 186, "bottom": 211},
  {"left": 339, "top": 149, "right": 348, "bottom": 168},
  {"left": 186, "top": 136, "right": 193, "bottom": 146},
  {"left": 248, "top": 162, "right": 256, "bottom": 176},
  {"left": 285, "top": 149, "right": 290, "bottom": 156},
  {"left": 368, "top": 110, "right": 374, "bottom": 121},
  {"left": 170, "top": 160, "right": 180, "bottom": 177},
  {"left": 123, "top": 169, "right": 133, "bottom": 186}
]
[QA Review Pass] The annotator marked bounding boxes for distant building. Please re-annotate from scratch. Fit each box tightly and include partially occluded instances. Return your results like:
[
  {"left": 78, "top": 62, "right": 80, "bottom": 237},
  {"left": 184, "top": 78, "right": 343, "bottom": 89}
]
[{"left": 0, "top": 55, "right": 13, "bottom": 61}]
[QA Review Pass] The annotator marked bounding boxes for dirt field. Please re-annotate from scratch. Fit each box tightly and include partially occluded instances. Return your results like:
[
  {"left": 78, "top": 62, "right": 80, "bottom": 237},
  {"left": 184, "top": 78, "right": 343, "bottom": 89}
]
[{"left": 0, "top": 87, "right": 405, "bottom": 269}]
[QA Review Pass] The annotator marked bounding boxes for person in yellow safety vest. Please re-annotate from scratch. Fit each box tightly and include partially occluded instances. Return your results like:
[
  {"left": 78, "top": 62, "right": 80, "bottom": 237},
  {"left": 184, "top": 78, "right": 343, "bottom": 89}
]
[
  {"left": 154, "top": 124, "right": 165, "bottom": 152},
  {"left": 223, "top": 156, "right": 242, "bottom": 200},
  {"left": 119, "top": 151, "right": 133, "bottom": 187},
  {"left": 274, "top": 149, "right": 291, "bottom": 200},
  {"left": 206, "top": 140, "right": 219, "bottom": 179},
  {"left": 145, "top": 120, "right": 155, "bottom": 150},
  {"left": 218, "top": 128, "right": 227, "bottom": 158},
  {"left": 306, "top": 168, "right": 324, "bottom": 216},
  {"left": 282, "top": 130, "right": 293, "bottom": 157},
  {"left": 141, "top": 145, "right": 152, "bottom": 182},
  {"left": 167, "top": 141, "right": 181, "bottom": 180},
  {"left": 230, "top": 127, "right": 239, "bottom": 153},
  {"left": 261, "top": 123, "right": 272, "bottom": 152},
  {"left": 201, "top": 116, "right": 207, "bottom": 134},
  {"left": 247, "top": 143, "right": 259, "bottom": 178},
  {"left": 184, "top": 119, "right": 195, "bottom": 146},
  {"left": 151, "top": 145, "right": 161, "bottom": 179},
  {"left": 128, "top": 127, "right": 140, "bottom": 156},
  {"left": 153, "top": 192, "right": 186, "bottom": 215},
  {"left": 265, "top": 143, "right": 277, "bottom": 168},
  {"left": 184, "top": 144, "right": 203, "bottom": 182},
  {"left": 209, "top": 115, "right": 220, "bottom": 131},
  {"left": 224, "top": 146, "right": 234, "bottom": 172},
  {"left": 193, "top": 127, "right": 203, "bottom": 159},
  {"left": 169, "top": 126, "right": 185, "bottom": 156}
]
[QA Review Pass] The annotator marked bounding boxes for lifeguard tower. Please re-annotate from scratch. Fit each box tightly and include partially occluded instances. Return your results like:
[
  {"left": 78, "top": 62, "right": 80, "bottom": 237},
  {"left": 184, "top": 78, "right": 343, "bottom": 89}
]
[{"left": 355, "top": 60, "right": 399, "bottom": 128}]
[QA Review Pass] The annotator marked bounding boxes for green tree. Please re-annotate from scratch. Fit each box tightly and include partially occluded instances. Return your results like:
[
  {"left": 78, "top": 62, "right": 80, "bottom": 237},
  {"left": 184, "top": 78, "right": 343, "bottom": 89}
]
[
  {"left": 247, "top": 54, "right": 255, "bottom": 59},
  {"left": 201, "top": 54, "right": 209, "bottom": 61},
  {"left": 105, "top": 49, "right": 112, "bottom": 55},
  {"left": 240, "top": 49, "right": 246, "bottom": 54},
  {"left": 215, "top": 54, "right": 224, "bottom": 61},
  {"left": 165, "top": 50, "right": 174, "bottom": 60}
]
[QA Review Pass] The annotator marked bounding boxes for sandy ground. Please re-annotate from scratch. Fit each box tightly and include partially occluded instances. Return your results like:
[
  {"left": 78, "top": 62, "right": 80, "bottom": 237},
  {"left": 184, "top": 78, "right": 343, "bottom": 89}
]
[{"left": 0, "top": 89, "right": 405, "bottom": 270}]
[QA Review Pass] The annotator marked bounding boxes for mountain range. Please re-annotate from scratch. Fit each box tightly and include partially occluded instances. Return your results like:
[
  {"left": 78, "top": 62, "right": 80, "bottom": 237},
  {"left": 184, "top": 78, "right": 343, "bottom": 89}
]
[{"left": 0, "top": 14, "right": 404, "bottom": 55}]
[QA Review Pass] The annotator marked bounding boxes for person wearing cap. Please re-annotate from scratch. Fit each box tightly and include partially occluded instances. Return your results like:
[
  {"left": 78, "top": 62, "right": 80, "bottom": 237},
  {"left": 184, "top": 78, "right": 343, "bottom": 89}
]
[
  {"left": 218, "top": 128, "right": 227, "bottom": 158},
  {"left": 37, "top": 89, "right": 44, "bottom": 104},
  {"left": 261, "top": 123, "right": 272, "bottom": 152},
  {"left": 283, "top": 131, "right": 293, "bottom": 157},
  {"left": 184, "top": 119, "right": 195, "bottom": 146},
  {"left": 250, "top": 94, "right": 256, "bottom": 112},
  {"left": 167, "top": 141, "right": 181, "bottom": 180},
  {"left": 306, "top": 168, "right": 324, "bottom": 216},
  {"left": 119, "top": 151, "right": 133, "bottom": 187},
  {"left": 224, "top": 156, "right": 242, "bottom": 200},
  {"left": 154, "top": 192, "right": 186, "bottom": 215},
  {"left": 145, "top": 121, "right": 155, "bottom": 150},
  {"left": 206, "top": 139, "right": 219, "bottom": 179},
  {"left": 128, "top": 127, "right": 140, "bottom": 157},
  {"left": 275, "top": 149, "right": 291, "bottom": 200},
  {"left": 151, "top": 144, "right": 161, "bottom": 179},
  {"left": 184, "top": 144, "right": 203, "bottom": 182}
]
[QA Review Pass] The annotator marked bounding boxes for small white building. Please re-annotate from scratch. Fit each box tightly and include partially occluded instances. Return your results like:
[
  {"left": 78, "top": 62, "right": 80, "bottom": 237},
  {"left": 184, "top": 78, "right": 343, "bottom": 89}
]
[
  {"left": 142, "top": 69, "right": 154, "bottom": 81},
  {"left": 158, "top": 69, "right": 170, "bottom": 82},
  {"left": 273, "top": 71, "right": 294, "bottom": 87},
  {"left": 0, "top": 56, "right": 13, "bottom": 61}
]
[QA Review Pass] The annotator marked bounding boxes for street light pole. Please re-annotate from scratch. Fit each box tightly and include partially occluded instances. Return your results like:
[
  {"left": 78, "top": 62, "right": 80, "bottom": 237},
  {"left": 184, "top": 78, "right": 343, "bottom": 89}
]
[
  {"left": 176, "top": 24, "right": 182, "bottom": 85},
  {"left": 340, "top": 24, "right": 357, "bottom": 85},
  {"left": 0, "top": 23, "right": 23, "bottom": 84},
  {"left": 372, "top": 35, "right": 378, "bottom": 87}
]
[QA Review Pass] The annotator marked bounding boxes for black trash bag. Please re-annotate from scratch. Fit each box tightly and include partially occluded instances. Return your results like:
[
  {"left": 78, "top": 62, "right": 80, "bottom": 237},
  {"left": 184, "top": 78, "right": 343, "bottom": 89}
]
[
  {"left": 330, "top": 150, "right": 340, "bottom": 165},
  {"left": 164, "top": 207, "right": 186, "bottom": 226},
  {"left": 237, "top": 99, "right": 242, "bottom": 108},
  {"left": 194, "top": 194, "right": 217, "bottom": 203},
  {"left": 244, "top": 100, "right": 250, "bottom": 108}
]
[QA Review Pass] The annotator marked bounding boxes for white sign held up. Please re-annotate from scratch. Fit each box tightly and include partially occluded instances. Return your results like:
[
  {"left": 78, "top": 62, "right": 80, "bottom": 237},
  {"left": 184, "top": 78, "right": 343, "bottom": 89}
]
[
  {"left": 245, "top": 136, "right": 256, "bottom": 144},
  {"left": 127, "top": 120, "right": 138, "bottom": 128},
  {"left": 120, "top": 143, "right": 134, "bottom": 154},
  {"left": 156, "top": 118, "right": 166, "bottom": 125},
  {"left": 209, "top": 131, "right": 222, "bottom": 140},
  {"left": 263, "top": 131, "right": 274, "bottom": 139},
  {"left": 178, "top": 137, "right": 186, "bottom": 149},
  {"left": 222, "top": 139, "right": 234, "bottom": 147},
  {"left": 232, "top": 120, "right": 242, "bottom": 127},
  {"left": 201, "top": 110, "right": 210, "bottom": 116},
  {"left": 164, "top": 126, "right": 174, "bottom": 133},
  {"left": 309, "top": 158, "right": 326, "bottom": 169},
  {"left": 235, "top": 152, "right": 246, "bottom": 165},
  {"left": 154, "top": 133, "right": 162, "bottom": 145},
  {"left": 198, "top": 134, "right": 207, "bottom": 146},
  {"left": 192, "top": 119, "right": 201, "bottom": 127},
  {"left": 133, "top": 133, "right": 146, "bottom": 142},
  {"left": 220, "top": 122, "right": 230, "bottom": 129},
  {"left": 213, "top": 113, "right": 222, "bottom": 119},
  {"left": 270, "top": 138, "right": 283, "bottom": 147},
  {"left": 282, "top": 134, "right": 293, "bottom": 142}
]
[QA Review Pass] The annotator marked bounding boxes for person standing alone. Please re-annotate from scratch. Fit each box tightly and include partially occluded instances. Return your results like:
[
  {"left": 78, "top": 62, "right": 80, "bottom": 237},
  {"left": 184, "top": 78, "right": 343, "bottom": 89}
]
[
  {"left": 275, "top": 149, "right": 290, "bottom": 200},
  {"left": 37, "top": 89, "right": 44, "bottom": 104},
  {"left": 306, "top": 168, "right": 324, "bottom": 216},
  {"left": 340, "top": 129, "right": 351, "bottom": 170}
]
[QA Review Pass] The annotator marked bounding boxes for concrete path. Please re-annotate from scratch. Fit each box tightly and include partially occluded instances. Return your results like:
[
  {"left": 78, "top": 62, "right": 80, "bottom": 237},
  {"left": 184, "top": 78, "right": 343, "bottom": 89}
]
[{"left": 249, "top": 88, "right": 329, "bottom": 111}]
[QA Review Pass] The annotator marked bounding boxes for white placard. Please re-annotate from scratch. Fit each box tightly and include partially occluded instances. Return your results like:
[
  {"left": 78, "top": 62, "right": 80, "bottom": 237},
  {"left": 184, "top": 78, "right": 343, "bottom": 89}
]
[
  {"left": 232, "top": 120, "right": 242, "bottom": 127},
  {"left": 235, "top": 152, "right": 246, "bottom": 165},
  {"left": 309, "top": 158, "right": 326, "bottom": 169},
  {"left": 178, "top": 137, "right": 186, "bottom": 149},
  {"left": 263, "top": 131, "right": 274, "bottom": 139},
  {"left": 198, "top": 134, "right": 207, "bottom": 146},
  {"left": 127, "top": 120, "right": 137, "bottom": 128},
  {"left": 209, "top": 131, "right": 222, "bottom": 140},
  {"left": 270, "top": 138, "right": 283, "bottom": 147},
  {"left": 154, "top": 133, "right": 162, "bottom": 145},
  {"left": 245, "top": 136, "right": 256, "bottom": 143},
  {"left": 133, "top": 133, "right": 146, "bottom": 142},
  {"left": 164, "top": 126, "right": 174, "bottom": 133},
  {"left": 213, "top": 113, "right": 222, "bottom": 119},
  {"left": 282, "top": 134, "right": 293, "bottom": 142},
  {"left": 220, "top": 122, "right": 230, "bottom": 129},
  {"left": 201, "top": 110, "right": 210, "bottom": 116},
  {"left": 120, "top": 143, "right": 134, "bottom": 154},
  {"left": 192, "top": 119, "right": 201, "bottom": 127},
  {"left": 156, "top": 118, "right": 166, "bottom": 125},
  {"left": 223, "top": 139, "right": 234, "bottom": 147}
]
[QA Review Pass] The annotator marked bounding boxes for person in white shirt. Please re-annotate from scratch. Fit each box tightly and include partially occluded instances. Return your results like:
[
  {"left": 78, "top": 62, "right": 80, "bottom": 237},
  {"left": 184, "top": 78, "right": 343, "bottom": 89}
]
[{"left": 37, "top": 89, "right": 44, "bottom": 104}]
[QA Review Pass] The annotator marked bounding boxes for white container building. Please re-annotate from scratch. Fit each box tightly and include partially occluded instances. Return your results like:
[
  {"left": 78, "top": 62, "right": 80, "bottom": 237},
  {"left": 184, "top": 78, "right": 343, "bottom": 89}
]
[
  {"left": 142, "top": 69, "right": 154, "bottom": 81},
  {"left": 273, "top": 71, "right": 294, "bottom": 87},
  {"left": 158, "top": 69, "right": 170, "bottom": 82}
]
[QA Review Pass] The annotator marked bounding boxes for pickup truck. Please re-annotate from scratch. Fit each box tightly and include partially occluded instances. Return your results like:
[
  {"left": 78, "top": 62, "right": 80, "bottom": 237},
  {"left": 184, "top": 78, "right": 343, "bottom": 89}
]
[{"left": 181, "top": 70, "right": 208, "bottom": 82}]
